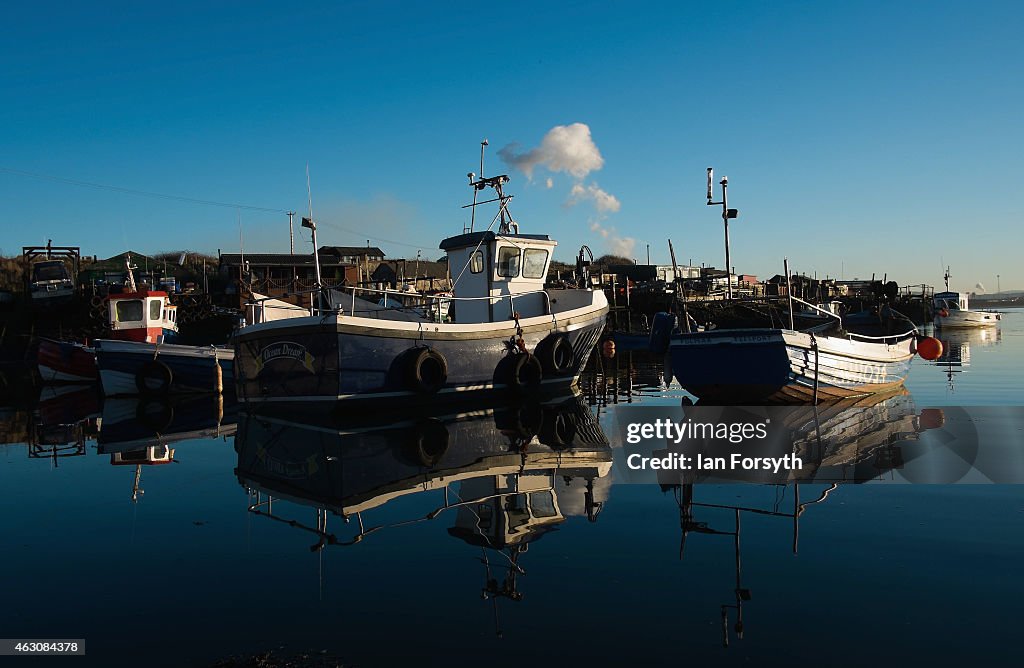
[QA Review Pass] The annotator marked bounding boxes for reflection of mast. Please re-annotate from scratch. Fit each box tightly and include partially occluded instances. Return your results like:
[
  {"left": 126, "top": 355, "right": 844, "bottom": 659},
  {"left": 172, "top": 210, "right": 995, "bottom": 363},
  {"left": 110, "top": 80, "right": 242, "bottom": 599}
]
[
  {"left": 677, "top": 482, "right": 837, "bottom": 646},
  {"left": 131, "top": 464, "right": 143, "bottom": 503}
]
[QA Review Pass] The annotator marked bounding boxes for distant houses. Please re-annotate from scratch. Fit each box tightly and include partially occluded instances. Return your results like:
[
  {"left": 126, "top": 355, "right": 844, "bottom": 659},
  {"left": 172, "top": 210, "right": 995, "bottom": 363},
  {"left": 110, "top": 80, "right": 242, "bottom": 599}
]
[{"left": 215, "top": 245, "right": 449, "bottom": 307}]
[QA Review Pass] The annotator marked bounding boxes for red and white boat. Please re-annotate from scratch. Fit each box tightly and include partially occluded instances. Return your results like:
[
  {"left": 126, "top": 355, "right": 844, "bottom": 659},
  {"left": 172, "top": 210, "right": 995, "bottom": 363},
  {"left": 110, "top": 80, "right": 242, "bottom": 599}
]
[{"left": 36, "top": 256, "right": 179, "bottom": 385}]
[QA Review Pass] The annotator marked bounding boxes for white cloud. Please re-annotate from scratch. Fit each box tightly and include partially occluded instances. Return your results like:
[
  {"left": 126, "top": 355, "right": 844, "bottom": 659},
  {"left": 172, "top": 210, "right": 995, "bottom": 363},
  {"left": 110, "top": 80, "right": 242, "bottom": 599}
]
[
  {"left": 589, "top": 219, "right": 634, "bottom": 256},
  {"left": 545, "top": 177, "right": 553, "bottom": 189},
  {"left": 610, "top": 236, "right": 636, "bottom": 258},
  {"left": 568, "top": 182, "right": 621, "bottom": 213},
  {"left": 498, "top": 123, "right": 605, "bottom": 180}
]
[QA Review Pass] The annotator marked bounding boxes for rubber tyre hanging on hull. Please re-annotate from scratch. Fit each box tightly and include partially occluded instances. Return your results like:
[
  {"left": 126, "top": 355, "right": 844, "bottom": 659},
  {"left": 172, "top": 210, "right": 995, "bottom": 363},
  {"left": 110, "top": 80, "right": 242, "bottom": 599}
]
[
  {"left": 407, "top": 347, "right": 448, "bottom": 394},
  {"left": 506, "top": 354, "right": 543, "bottom": 394},
  {"left": 536, "top": 334, "right": 575, "bottom": 376},
  {"left": 136, "top": 360, "right": 173, "bottom": 396}
]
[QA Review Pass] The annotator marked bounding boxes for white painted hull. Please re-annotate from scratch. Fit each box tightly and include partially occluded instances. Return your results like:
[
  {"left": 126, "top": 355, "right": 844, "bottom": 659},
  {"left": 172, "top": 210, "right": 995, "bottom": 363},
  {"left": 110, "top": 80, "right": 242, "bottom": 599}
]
[{"left": 934, "top": 309, "right": 1000, "bottom": 328}]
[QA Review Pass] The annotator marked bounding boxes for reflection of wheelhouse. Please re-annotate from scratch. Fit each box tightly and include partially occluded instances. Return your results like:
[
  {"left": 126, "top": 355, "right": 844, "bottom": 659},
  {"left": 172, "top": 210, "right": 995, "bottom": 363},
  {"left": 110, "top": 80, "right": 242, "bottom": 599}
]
[
  {"left": 109, "top": 444, "right": 175, "bottom": 466},
  {"left": 449, "top": 473, "right": 564, "bottom": 549},
  {"left": 108, "top": 444, "right": 176, "bottom": 503}
]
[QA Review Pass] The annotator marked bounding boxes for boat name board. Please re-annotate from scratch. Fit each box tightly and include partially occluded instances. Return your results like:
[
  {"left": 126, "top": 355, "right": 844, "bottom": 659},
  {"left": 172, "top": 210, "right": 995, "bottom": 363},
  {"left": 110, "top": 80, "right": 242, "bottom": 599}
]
[
  {"left": 256, "top": 341, "right": 316, "bottom": 374},
  {"left": 672, "top": 333, "right": 779, "bottom": 346}
]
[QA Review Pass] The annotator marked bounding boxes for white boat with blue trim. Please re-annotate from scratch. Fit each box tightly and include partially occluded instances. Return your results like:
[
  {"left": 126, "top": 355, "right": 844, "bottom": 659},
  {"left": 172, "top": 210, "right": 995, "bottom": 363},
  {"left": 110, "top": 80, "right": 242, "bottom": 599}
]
[
  {"left": 932, "top": 268, "right": 1000, "bottom": 328},
  {"left": 232, "top": 166, "right": 608, "bottom": 408}
]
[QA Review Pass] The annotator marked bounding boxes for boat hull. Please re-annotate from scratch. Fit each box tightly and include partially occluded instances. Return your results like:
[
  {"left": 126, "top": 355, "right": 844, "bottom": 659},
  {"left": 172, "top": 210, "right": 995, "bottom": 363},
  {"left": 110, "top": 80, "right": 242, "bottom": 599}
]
[
  {"left": 233, "top": 303, "right": 608, "bottom": 406},
  {"left": 934, "top": 310, "right": 1000, "bottom": 328},
  {"left": 36, "top": 338, "right": 98, "bottom": 383},
  {"left": 95, "top": 339, "right": 235, "bottom": 397},
  {"left": 669, "top": 328, "right": 916, "bottom": 404}
]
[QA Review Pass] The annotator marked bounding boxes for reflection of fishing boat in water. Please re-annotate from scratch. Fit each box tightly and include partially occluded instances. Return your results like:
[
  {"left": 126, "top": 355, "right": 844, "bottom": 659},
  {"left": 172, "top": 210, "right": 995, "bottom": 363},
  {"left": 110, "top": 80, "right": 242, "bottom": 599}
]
[
  {"left": 98, "top": 395, "right": 238, "bottom": 502},
  {"left": 651, "top": 390, "right": 944, "bottom": 485},
  {"left": 25, "top": 385, "right": 100, "bottom": 462},
  {"left": 934, "top": 326, "right": 1000, "bottom": 391},
  {"left": 235, "top": 393, "right": 610, "bottom": 627}
]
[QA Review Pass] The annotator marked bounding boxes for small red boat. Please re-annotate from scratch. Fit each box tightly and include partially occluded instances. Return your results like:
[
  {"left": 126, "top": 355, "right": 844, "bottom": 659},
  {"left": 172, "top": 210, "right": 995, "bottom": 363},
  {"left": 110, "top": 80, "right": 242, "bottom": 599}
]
[{"left": 36, "top": 338, "right": 99, "bottom": 383}]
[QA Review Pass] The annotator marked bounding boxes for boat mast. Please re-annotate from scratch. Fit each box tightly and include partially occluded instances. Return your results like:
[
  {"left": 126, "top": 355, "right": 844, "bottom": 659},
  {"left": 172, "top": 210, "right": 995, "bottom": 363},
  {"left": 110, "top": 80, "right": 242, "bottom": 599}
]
[
  {"left": 304, "top": 164, "right": 324, "bottom": 310},
  {"left": 943, "top": 266, "right": 951, "bottom": 292}
]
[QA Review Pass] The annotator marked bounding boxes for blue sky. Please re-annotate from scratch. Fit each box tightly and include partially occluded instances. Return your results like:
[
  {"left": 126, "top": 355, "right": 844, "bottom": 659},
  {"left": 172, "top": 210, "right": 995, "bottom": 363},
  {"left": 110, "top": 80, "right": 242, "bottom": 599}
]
[{"left": 2, "top": 1, "right": 1021, "bottom": 292}]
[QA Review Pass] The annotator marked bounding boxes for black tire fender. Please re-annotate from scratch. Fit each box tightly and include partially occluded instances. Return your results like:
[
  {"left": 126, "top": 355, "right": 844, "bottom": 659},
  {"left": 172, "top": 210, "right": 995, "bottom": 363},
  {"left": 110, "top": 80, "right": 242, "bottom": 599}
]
[
  {"left": 537, "top": 334, "right": 574, "bottom": 376},
  {"left": 136, "top": 360, "right": 173, "bottom": 396},
  {"left": 508, "top": 354, "right": 543, "bottom": 394},
  {"left": 407, "top": 347, "right": 448, "bottom": 393}
]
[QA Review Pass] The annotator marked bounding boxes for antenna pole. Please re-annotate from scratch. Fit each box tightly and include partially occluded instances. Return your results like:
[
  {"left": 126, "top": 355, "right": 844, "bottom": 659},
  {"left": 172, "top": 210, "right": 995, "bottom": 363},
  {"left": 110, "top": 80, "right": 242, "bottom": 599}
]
[
  {"left": 306, "top": 165, "right": 323, "bottom": 292},
  {"left": 707, "top": 168, "right": 737, "bottom": 300},
  {"left": 287, "top": 211, "right": 295, "bottom": 254}
]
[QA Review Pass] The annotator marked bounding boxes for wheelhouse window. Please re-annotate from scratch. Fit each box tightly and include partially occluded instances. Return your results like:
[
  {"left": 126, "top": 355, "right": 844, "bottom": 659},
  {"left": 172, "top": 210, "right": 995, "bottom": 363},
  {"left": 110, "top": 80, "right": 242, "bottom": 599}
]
[
  {"left": 496, "top": 247, "right": 521, "bottom": 278},
  {"left": 523, "top": 249, "right": 548, "bottom": 279},
  {"left": 116, "top": 300, "right": 144, "bottom": 322},
  {"left": 470, "top": 250, "right": 484, "bottom": 274},
  {"left": 149, "top": 299, "right": 162, "bottom": 321}
]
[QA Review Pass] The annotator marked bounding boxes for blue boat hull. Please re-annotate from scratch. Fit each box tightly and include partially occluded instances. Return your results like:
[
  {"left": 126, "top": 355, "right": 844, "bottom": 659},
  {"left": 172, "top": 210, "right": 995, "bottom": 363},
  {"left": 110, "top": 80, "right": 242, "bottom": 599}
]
[
  {"left": 95, "top": 340, "right": 234, "bottom": 396},
  {"left": 233, "top": 314, "right": 607, "bottom": 408}
]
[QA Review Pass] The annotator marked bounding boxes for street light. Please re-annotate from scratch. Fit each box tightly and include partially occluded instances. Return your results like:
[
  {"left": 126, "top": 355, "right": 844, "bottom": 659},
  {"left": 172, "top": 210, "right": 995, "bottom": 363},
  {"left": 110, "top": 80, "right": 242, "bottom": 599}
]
[{"left": 707, "top": 168, "right": 739, "bottom": 299}]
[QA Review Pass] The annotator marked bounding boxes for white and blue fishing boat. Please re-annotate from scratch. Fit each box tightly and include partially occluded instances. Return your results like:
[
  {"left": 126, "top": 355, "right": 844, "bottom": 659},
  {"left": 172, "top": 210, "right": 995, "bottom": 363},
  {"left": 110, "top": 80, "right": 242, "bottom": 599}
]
[
  {"left": 667, "top": 318, "right": 920, "bottom": 404},
  {"left": 233, "top": 164, "right": 609, "bottom": 408}
]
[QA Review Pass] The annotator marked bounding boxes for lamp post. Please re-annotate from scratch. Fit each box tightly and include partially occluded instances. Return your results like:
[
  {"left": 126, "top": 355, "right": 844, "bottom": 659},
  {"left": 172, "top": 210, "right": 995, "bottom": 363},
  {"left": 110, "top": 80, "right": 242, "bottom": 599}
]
[{"left": 707, "top": 168, "right": 739, "bottom": 299}]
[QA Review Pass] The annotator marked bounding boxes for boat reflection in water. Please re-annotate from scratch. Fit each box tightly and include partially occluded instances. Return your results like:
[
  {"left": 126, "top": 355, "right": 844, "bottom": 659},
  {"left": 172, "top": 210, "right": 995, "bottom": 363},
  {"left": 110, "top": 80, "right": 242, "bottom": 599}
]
[
  {"left": 649, "top": 390, "right": 945, "bottom": 485},
  {"left": 935, "top": 326, "right": 1000, "bottom": 390},
  {"left": 98, "top": 395, "right": 238, "bottom": 501},
  {"left": 235, "top": 393, "right": 610, "bottom": 624},
  {"left": 673, "top": 482, "right": 837, "bottom": 647},
  {"left": 28, "top": 385, "right": 100, "bottom": 462}
]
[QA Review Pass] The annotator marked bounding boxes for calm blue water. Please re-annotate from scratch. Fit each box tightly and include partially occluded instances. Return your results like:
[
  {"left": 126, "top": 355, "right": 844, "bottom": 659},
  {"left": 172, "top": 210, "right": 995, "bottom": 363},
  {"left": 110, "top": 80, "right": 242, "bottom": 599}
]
[{"left": 1, "top": 310, "right": 1022, "bottom": 666}]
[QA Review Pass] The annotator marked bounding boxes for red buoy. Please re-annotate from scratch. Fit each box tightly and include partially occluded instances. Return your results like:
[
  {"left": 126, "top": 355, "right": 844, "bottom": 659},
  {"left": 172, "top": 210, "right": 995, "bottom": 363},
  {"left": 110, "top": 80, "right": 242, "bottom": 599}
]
[
  {"left": 938, "top": 308, "right": 949, "bottom": 317},
  {"left": 916, "top": 336, "right": 943, "bottom": 361}
]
